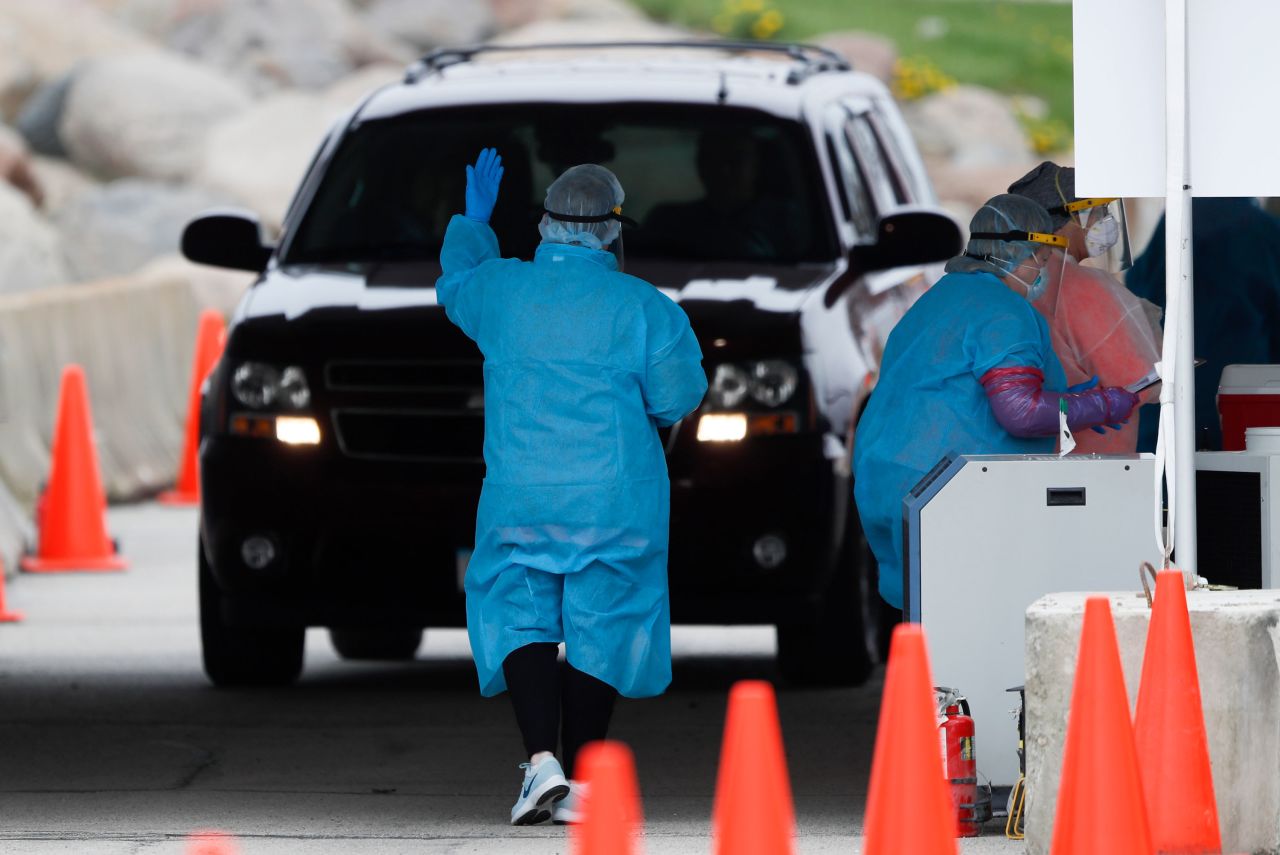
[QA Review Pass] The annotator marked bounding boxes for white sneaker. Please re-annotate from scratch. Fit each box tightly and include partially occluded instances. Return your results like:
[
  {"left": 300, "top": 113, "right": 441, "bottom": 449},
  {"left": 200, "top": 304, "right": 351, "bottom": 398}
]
[
  {"left": 510, "top": 757, "right": 570, "bottom": 826},
  {"left": 552, "top": 781, "right": 586, "bottom": 824}
]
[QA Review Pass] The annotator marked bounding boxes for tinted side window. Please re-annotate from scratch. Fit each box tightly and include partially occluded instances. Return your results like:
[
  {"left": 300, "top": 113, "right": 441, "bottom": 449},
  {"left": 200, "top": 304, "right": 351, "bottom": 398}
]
[
  {"left": 867, "top": 108, "right": 924, "bottom": 204},
  {"left": 826, "top": 122, "right": 877, "bottom": 238},
  {"left": 845, "top": 115, "right": 903, "bottom": 212}
]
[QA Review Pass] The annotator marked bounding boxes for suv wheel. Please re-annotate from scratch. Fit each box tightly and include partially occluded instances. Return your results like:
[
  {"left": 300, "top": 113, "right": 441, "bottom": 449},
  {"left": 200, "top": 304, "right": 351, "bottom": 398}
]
[
  {"left": 199, "top": 538, "right": 305, "bottom": 687},
  {"left": 329, "top": 628, "right": 422, "bottom": 660},
  {"left": 775, "top": 508, "right": 881, "bottom": 687}
]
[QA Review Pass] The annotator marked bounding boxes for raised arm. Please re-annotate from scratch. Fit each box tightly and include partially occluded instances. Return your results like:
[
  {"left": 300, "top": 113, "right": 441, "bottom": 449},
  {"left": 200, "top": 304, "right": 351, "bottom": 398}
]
[{"left": 435, "top": 148, "right": 505, "bottom": 338}]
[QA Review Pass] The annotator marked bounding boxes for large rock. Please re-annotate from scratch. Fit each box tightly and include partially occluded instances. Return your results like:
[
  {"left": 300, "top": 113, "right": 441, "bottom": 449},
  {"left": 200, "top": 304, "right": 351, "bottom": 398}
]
[
  {"left": 0, "top": 124, "right": 43, "bottom": 208},
  {"left": 814, "top": 30, "right": 898, "bottom": 86},
  {"left": 363, "top": 0, "right": 496, "bottom": 51},
  {"left": 1024, "top": 590, "right": 1280, "bottom": 855},
  {"left": 489, "top": 17, "right": 690, "bottom": 50},
  {"left": 900, "top": 85, "right": 1034, "bottom": 169},
  {"left": 0, "top": 0, "right": 147, "bottom": 120},
  {"left": 324, "top": 62, "right": 404, "bottom": 108},
  {"left": 55, "top": 179, "right": 238, "bottom": 281},
  {"left": 0, "top": 183, "right": 70, "bottom": 295},
  {"left": 196, "top": 93, "right": 346, "bottom": 229},
  {"left": 155, "top": 0, "right": 410, "bottom": 94},
  {"left": 59, "top": 53, "right": 251, "bottom": 182},
  {"left": 30, "top": 157, "right": 97, "bottom": 221},
  {"left": 14, "top": 73, "right": 73, "bottom": 158}
]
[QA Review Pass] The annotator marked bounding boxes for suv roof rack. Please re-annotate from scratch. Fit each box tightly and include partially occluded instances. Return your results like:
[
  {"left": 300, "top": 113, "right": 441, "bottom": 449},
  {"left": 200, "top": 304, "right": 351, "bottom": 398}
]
[{"left": 403, "top": 39, "right": 851, "bottom": 85}]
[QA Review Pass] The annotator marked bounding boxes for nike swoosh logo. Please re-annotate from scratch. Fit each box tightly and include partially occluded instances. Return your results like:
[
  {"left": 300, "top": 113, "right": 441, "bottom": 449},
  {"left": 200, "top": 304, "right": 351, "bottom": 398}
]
[{"left": 522, "top": 778, "right": 534, "bottom": 798}]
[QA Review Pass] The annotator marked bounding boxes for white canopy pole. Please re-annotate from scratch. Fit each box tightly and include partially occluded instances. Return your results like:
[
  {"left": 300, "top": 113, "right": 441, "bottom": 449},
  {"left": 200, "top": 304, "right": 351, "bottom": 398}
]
[{"left": 1163, "top": 0, "right": 1198, "bottom": 581}]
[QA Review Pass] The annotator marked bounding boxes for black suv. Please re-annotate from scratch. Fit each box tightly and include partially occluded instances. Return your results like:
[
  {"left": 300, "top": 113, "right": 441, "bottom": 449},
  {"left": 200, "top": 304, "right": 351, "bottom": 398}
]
[{"left": 184, "top": 42, "right": 961, "bottom": 687}]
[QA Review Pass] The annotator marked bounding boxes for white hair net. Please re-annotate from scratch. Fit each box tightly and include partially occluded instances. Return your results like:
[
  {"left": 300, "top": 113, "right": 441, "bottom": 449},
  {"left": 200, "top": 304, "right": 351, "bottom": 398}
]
[
  {"left": 945, "top": 193, "right": 1053, "bottom": 276},
  {"left": 539, "top": 164, "right": 625, "bottom": 251}
]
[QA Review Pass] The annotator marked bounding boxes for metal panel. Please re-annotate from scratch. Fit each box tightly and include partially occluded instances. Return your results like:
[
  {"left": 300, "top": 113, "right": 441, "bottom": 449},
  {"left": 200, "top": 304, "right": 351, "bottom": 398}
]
[{"left": 905, "top": 454, "right": 1159, "bottom": 787}]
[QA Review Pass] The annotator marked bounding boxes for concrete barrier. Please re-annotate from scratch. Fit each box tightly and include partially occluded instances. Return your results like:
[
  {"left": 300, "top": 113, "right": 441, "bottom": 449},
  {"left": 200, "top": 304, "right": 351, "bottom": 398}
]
[
  {"left": 0, "top": 263, "right": 248, "bottom": 572},
  {"left": 1025, "top": 590, "right": 1280, "bottom": 855}
]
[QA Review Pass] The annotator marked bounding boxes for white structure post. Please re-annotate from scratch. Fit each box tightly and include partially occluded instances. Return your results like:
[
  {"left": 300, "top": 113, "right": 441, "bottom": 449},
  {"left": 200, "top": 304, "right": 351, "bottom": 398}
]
[{"left": 1163, "top": 0, "right": 1197, "bottom": 579}]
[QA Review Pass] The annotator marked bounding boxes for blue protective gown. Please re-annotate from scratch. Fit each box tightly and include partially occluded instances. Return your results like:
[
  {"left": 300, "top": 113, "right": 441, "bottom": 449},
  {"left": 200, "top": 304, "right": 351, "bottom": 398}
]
[
  {"left": 436, "top": 215, "right": 707, "bottom": 698},
  {"left": 1126, "top": 198, "right": 1280, "bottom": 451},
  {"left": 852, "top": 271, "right": 1067, "bottom": 609}
]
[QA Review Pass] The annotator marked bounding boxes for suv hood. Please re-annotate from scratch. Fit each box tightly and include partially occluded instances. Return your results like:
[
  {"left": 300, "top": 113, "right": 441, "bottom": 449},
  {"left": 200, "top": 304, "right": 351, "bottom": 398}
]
[{"left": 241, "top": 260, "right": 841, "bottom": 323}]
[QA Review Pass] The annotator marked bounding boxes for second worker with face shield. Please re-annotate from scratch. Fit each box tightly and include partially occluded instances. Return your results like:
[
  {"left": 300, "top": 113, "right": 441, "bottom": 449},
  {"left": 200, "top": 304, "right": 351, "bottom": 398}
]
[
  {"left": 1008, "top": 162, "right": 1163, "bottom": 453},
  {"left": 852, "top": 194, "right": 1141, "bottom": 612},
  {"left": 436, "top": 149, "right": 707, "bottom": 827}
]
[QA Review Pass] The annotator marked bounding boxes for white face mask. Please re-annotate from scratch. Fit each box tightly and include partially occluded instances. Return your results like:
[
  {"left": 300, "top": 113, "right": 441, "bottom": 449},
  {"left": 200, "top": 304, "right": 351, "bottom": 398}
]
[{"left": 1085, "top": 214, "right": 1120, "bottom": 257}]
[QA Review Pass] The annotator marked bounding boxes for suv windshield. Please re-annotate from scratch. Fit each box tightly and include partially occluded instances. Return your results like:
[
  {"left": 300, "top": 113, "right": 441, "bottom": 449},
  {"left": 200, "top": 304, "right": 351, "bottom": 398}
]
[{"left": 285, "top": 103, "right": 839, "bottom": 266}]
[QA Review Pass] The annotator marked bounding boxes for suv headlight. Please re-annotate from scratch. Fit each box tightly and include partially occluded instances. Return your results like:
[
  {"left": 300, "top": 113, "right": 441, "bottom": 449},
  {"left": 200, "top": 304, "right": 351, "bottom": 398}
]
[
  {"left": 709, "top": 363, "right": 751, "bottom": 409},
  {"left": 231, "top": 361, "right": 311, "bottom": 409},
  {"left": 749, "top": 360, "right": 799, "bottom": 408}
]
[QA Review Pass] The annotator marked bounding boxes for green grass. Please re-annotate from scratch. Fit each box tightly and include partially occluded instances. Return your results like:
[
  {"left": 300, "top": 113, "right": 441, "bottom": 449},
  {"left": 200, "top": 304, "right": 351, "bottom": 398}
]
[{"left": 635, "top": 0, "right": 1074, "bottom": 137}]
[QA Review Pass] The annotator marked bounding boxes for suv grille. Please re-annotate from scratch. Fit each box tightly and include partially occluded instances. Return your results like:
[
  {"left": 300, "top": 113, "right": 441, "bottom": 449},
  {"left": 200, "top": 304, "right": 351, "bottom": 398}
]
[{"left": 327, "top": 360, "right": 484, "bottom": 462}]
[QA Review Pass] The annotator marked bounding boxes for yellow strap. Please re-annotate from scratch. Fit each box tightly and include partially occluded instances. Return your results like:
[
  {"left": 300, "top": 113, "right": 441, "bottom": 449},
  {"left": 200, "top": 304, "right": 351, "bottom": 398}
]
[
  {"left": 1026, "top": 231, "right": 1069, "bottom": 248},
  {"left": 1064, "top": 197, "right": 1118, "bottom": 213}
]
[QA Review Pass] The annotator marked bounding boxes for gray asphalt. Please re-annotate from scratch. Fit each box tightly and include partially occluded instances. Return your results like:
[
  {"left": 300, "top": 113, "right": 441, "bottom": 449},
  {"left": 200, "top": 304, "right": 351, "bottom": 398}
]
[{"left": 0, "top": 504, "right": 1023, "bottom": 853}]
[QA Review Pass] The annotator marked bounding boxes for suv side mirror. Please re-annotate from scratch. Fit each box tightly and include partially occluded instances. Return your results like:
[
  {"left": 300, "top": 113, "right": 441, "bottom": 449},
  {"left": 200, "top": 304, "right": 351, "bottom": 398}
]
[
  {"left": 823, "top": 208, "right": 964, "bottom": 307},
  {"left": 181, "top": 210, "right": 274, "bottom": 272}
]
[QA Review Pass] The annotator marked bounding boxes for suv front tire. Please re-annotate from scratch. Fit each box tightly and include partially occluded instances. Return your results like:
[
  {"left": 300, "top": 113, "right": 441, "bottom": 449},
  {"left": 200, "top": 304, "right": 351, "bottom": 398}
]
[{"left": 199, "top": 538, "right": 305, "bottom": 687}]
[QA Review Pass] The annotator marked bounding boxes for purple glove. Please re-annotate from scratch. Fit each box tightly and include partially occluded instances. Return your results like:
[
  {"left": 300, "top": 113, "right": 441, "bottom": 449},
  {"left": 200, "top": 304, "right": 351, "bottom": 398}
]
[{"left": 981, "top": 368, "right": 1141, "bottom": 438}]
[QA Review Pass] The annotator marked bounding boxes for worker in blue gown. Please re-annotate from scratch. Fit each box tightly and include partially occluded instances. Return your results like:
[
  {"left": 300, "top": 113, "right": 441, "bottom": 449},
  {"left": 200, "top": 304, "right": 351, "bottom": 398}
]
[
  {"left": 1126, "top": 197, "right": 1280, "bottom": 450},
  {"left": 852, "top": 194, "right": 1141, "bottom": 611},
  {"left": 436, "top": 148, "right": 707, "bottom": 826}
]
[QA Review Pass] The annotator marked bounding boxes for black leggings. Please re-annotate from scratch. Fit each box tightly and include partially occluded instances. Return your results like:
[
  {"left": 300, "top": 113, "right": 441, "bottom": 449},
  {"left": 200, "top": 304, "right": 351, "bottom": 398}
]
[{"left": 502, "top": 642, "right": 618, "bottom": 779}]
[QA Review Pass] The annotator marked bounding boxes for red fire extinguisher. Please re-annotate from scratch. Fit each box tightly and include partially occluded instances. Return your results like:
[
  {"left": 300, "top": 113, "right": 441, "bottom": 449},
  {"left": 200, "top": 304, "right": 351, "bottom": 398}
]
[{"left": 940, "top": 699, "right": 981, "bottom": 837}]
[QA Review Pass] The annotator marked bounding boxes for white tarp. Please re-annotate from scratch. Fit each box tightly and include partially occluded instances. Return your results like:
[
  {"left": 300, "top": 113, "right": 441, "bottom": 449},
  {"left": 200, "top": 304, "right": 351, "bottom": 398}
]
[{"left": 1074, "top": 0, "right": 1280, "bottom": 197}]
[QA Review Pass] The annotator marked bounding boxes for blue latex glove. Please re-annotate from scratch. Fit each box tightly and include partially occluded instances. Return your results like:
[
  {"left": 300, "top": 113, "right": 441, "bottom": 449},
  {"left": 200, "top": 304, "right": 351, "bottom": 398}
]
[
  {"left": 1092, "top": 419, "right": 1129, "bottom": 435},
  {"left": 1067, "top": 375, "right": 1099, "bottom": 394},
  {"left": 464, "top": 147, "right": 504, "bottom": 223}
]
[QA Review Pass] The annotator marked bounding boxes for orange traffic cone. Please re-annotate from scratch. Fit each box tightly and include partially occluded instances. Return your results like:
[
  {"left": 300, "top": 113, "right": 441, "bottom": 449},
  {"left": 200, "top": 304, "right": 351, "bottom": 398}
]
[
  {"left": 571, "top": 741, "right": 642, "bottom": 855},
  {"left": 0, "top": 558, "right": 22, "bottom": 622},
  {"left": 711, "top": 680, "right": 796, "bottom": 855},
  {"left": 863, "top": 624, "right": 958, "bottom": 855},
  {"left": 21, "top": 365, "right": 126, "bottom": 572},
  {"left": 186, "top": 830, "right": 239, "bottom": 855},
  {"left": 1134, "top": 570, "right": 1222, "bottom": 853},
  {"left": 160, "top": 310, "right": 226, "bottom": 506},
  {"left": 1050, "top": 597, "right": 1152, "bottom": 855}
]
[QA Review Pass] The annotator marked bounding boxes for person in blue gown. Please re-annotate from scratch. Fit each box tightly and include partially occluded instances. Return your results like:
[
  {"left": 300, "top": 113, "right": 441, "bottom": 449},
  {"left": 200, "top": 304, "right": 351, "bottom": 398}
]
[
  {"left": 853, "top": 194, "right": 1140, "bottom": 611},
  {"left": 436, "top": 148, "right": 707, "bottom": 825}
]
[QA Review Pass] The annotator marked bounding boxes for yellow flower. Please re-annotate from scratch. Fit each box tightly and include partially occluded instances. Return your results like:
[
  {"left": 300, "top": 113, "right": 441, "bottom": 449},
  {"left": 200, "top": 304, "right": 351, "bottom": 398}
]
[{"left": 739, "top": 0, "right": 764, "bottom": 12}]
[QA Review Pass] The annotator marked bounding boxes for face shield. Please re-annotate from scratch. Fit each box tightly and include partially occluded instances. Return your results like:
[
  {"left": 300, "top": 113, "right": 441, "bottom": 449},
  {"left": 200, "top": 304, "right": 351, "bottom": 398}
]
[
  {"left": 1056, "top": 197, "right": 1132, "bottom": 272},
  {"left": 966, "top": 228, "right": 1069, "bottom": 300},
  {"left": 540, "top": 205, "right": 637, "bottom": 270}
]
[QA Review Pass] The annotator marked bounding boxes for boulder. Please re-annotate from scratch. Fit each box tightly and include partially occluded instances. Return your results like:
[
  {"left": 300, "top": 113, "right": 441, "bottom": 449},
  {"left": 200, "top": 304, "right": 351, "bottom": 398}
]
[
  {"left": 814, "top": 30, "right": 898, "bottom": 86},
  {"left": 0, "top": 124, "right": 43, "bottom": 208},
  {"left": 196, "top": 93, "right": 345, "bottom": 229},
  {"left": 14, "top": 73, "right": 73, "bottom": 158},
  {"left": 59, "top": 53, "right": 251, "bottom": 182},
  {"left": 900, "top": 84, "right": 1034, "bottom": 169},
  {"left": 547, "top": 0, "right": 647, "bottom": 21},
  {"left": 160, "top": 0, "right": 409, "bottom": 94},
  {"left": 30, "top": 157, "right": 97, "bottom": 221},
  {"left": 363, "top": 0, "right": 496, "bottom": 51},
  {"left": 0, "top": 0, "right": 147, "bottom": 120},
  {"left": 491, "top": 0, "right": 556, "bottom": 30},
  {"left": 0, "top": 183, "right": 70, "bottom": 295},
  {"left": 324, "top": 63, "right": 404, "bottom": 108},
  {"left": 489, "top": 17, "right": 690, "bottom": 50},
  {"left": 55, "top": 179, "right": 238, "bottom": 281}
]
